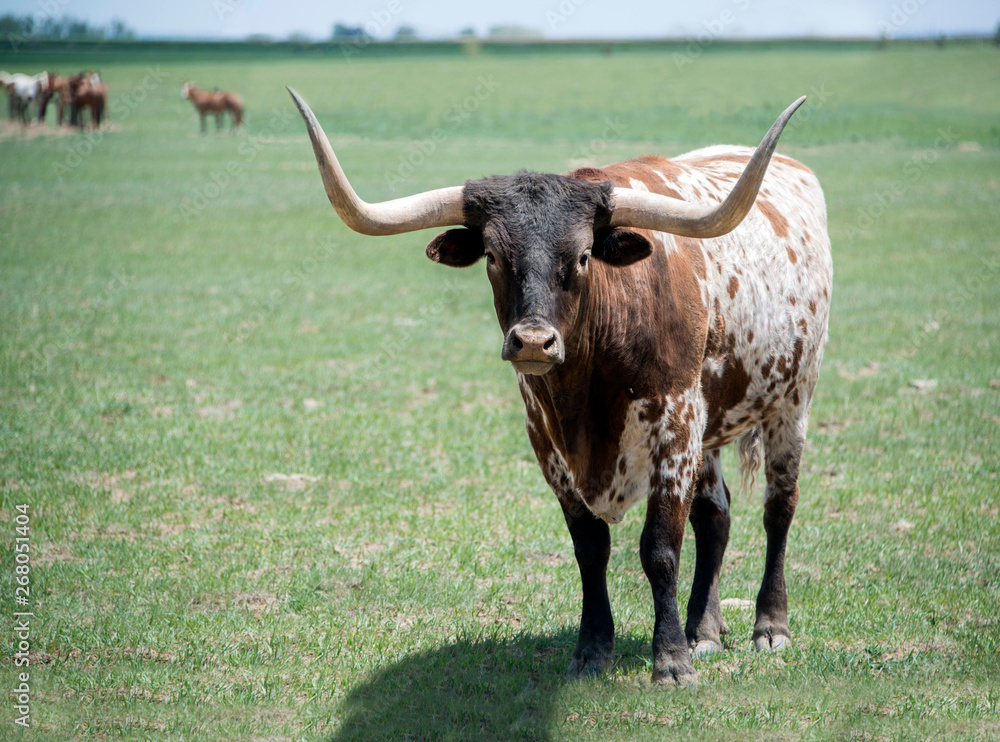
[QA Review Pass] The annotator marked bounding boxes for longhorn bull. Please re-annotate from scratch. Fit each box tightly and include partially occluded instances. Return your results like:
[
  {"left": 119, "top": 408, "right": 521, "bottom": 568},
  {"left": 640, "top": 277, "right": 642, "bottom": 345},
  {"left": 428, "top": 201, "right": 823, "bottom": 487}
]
[{"left": 288, "top": 88, "right": 831, "bottom": 685}]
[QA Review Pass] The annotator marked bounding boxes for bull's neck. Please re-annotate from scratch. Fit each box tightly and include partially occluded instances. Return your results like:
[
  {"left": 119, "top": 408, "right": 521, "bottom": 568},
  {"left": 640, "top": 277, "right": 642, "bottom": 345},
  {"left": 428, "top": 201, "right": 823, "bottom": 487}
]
[{"left": 518, "top": 255, "right": 670, "bottom": 457}]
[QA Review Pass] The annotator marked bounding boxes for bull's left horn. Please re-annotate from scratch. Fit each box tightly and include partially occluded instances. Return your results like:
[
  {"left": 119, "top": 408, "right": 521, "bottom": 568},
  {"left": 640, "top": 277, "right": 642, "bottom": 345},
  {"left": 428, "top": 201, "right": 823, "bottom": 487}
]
[
  {"left": 610, "top": 96, "right": 806, "bottom": 239},
  {"left": 287, "top": 87, "right": 465, "bottom": 236}
]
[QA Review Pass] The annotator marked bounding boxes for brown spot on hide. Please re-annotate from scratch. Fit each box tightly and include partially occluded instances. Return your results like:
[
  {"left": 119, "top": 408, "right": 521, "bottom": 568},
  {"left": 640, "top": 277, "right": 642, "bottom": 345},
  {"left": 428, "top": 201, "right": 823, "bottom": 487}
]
[
  {"left": 574, "top": 156, "right": 687, "bottom": 201},
  {"left": 728, "top": 276, "right": 740, "bottom": 299},
  {"left": 704, "top": 305, "right": 727, "bottom": 358},
  {"left": 786, "top": 247, "right": 798, "bottom": 264},
  {"left": 788, "top": 296, "right": 797, "bottom": 306},
  {"left": 797, "top": 318, "right": 808, "bottom": 335},
  {"left": 568, "top": 167, "right": 611, "bottom": 182},
  {"left": 791, "top": 338, "right": 804, "bottom": 377},
  {"left": 773, "top": 154, "right": 814, "bottom": 173},
  {"left": 691, "top": 153, "right": 750, "bottom": 166},
  {"left": 761, "top": 356, "right": 775, "bottom": 377},
  {"left": 757, "top": 200, "right": 790, "bottom": 238},
  {"left": 702, "top": 356, "right": 752, "bottom": 441},
  {"left": 638, "top": 396, "right": 666, "bottom": 426},
  {"left": 809, "top": 300, "right": 817, "bottom": 316}
]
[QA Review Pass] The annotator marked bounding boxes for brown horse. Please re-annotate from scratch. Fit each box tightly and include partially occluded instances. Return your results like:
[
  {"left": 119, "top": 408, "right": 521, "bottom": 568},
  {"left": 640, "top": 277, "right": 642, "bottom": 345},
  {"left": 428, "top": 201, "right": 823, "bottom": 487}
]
[
  {"left": 68, "top": 72, "right": 107, "bottom": 128},
  {"left": 181, "top": 82, "right": 243, "bottom": 133},
  {"left": 38, "top": 72, "right": 70, "bottom": 125}
]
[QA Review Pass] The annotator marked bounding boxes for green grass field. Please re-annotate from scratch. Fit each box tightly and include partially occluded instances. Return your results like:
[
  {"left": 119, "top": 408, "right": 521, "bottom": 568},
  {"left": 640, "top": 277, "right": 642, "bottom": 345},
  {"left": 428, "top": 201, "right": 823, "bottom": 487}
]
[{"left": 1, "top": 41, "right": 999, "bottom": 740}]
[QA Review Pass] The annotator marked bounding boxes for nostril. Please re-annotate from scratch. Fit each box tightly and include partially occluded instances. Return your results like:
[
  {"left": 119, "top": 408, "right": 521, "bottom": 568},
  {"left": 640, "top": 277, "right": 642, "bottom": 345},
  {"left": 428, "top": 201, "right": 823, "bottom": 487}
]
[
  {"left": 511, "top": 335, "right": 524, "bottom": 352},
  {"left": 543, "top": 336, "right": 556, "bottom": 351}
]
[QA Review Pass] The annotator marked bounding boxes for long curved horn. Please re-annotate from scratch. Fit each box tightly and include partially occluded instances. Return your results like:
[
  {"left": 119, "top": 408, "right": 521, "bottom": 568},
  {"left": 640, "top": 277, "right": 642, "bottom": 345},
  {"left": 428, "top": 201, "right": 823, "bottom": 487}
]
[
  {"left": 287, "top": 87, "right": 465, "bottom": 236},
  {"left": 610, "top": 96, "right": 806, "bottom": 238}
]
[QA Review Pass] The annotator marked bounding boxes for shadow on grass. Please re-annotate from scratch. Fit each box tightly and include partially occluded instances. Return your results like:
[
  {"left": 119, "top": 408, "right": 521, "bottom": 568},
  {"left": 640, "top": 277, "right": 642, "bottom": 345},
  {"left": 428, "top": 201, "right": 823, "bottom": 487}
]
[{"left": 329, "top": 628, "right": 649, "bottom": 742}]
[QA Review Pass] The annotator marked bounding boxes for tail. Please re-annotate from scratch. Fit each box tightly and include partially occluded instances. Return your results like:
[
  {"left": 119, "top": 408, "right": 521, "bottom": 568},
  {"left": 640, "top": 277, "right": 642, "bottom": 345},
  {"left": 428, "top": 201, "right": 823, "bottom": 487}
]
[{"left": 738, "top": 426, "right": 763, "bottom": 495}]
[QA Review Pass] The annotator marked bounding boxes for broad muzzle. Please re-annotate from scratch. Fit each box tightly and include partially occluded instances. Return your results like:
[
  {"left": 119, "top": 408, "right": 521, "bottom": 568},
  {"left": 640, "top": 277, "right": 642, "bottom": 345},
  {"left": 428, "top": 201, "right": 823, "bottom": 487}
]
[{"left": 502, "top": 322, "right": 565, "bottom": 375}]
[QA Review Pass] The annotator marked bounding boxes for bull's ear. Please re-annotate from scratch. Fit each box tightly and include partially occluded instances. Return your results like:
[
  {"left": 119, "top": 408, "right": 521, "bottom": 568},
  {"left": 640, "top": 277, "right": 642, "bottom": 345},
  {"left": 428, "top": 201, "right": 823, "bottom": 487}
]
[
  {"left": 426, "top": 229, "right": 485, "bottom": 268},
  {"left": 593, "top": 227, "right": 655, "bottom": 267}
]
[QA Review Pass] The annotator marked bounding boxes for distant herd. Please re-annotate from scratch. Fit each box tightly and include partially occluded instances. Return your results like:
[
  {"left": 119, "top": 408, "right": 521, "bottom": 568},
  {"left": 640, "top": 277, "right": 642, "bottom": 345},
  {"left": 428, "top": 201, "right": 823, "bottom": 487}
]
[{"left": 1, "top": 69, "right": 242, "bottom": 133}]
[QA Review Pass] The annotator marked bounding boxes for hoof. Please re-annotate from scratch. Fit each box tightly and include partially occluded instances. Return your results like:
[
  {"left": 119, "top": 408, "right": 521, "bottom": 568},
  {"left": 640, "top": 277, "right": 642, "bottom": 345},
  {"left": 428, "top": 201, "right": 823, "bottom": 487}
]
[
  {"left": 651, "top": 655, "right": 698, "bottom": 686},
  {"left": 652, "top": 668, "right": 699, "bottom": 687},
  {"left": 753, "top": 633, "right": 791, "bottom": 652},
  {"left": 692, "top": 639, "right": 722, "bottom": 659},
  {"left": 568, "top": 648, "right": 613, "bottom": 679}
]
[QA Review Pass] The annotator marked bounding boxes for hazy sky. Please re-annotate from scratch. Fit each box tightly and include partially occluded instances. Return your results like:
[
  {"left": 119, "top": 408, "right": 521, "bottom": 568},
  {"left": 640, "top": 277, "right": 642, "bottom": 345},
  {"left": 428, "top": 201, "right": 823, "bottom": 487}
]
[{"left": 3, "top": 0, "right": 997, "bottom": 40}]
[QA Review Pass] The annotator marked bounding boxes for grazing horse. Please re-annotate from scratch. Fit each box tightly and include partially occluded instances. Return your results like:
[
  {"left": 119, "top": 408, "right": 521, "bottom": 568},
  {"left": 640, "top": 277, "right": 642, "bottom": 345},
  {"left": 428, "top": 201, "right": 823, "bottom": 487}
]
[
  {"left": 68, "top": 72, "right": 107, "bottom": 129},
  {"left": 181, "top": 82, "right": 243, "bottom": 133},
  {"left": 38, "top": 72, "right": 71, "bottom": 125}
]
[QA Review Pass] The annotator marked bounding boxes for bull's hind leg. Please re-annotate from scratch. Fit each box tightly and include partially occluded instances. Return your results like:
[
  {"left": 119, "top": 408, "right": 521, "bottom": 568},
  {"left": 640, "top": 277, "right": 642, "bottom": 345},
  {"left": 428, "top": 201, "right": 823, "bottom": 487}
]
[
  {"left": 686, "top": 449, "right": 731, "bottom": 657},
  {"left": 562, "top": 500, "right": 615, "bottom": 678},
  {"left": 753, "top": 411, "right": 809, "bottom": 651}
]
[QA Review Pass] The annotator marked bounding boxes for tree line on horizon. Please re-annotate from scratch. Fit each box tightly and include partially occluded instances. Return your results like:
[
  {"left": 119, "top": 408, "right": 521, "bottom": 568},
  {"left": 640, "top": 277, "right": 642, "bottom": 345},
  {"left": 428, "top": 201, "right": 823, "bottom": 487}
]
[
  {"left": 0, "top": 14, "right": 135, "bottom": 42},
  {"left": 3, "top": 13, "right": 997, "bottom": 47}
]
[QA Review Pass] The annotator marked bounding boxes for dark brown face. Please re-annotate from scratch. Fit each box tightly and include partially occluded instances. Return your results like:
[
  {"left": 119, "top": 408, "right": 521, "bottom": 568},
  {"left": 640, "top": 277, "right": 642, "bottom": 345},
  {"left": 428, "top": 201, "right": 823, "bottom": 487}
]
[{"left": 426, "top": 172, "right": 655, "bottom": 375}]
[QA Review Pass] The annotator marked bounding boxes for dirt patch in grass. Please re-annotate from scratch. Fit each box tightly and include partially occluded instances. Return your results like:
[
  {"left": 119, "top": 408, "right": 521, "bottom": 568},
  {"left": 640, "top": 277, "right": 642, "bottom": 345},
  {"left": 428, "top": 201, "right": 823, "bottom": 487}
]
[
  {"left": 196, "top": 399, "right": 242, "bottom": 419},
  {"left": 189, "top": 590, "right": 279, "bottom": 615},
  {"left": 263, "top": 472, "right": 321, "bottom": 490},
  {"left": 0, "top": 120, "right": 78, "bottom": 141},
  {"left": 34, "top": 543, "right": 83, "bottom": 566}
]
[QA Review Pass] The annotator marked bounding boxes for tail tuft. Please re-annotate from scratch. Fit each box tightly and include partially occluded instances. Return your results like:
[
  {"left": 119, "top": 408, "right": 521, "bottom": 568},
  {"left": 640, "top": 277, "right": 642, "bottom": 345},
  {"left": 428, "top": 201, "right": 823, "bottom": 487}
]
[{"left": 738, "top": 426, "right": 763, "bottom": 496}]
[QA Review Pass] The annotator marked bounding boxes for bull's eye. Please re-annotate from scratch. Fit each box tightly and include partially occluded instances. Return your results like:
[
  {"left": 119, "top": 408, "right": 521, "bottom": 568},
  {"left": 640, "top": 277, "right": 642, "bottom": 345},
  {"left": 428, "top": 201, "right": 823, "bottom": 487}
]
[
  {"left": 485, "top": 250, "right": 497, "bottom": 266},
  {"left": 579, "top": 252, "right": 590, "bottom": 269}
]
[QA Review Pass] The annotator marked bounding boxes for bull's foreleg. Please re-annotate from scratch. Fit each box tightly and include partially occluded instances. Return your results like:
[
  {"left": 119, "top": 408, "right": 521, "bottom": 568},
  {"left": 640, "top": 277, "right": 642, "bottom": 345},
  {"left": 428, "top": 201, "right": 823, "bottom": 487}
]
[
  {"left": 562, "top": 500, "right": 615, "bottom": 678},
  {"left": 686, "top": 450, "right": 731, "bottom": 657},
  {"left": 753, "top": 417, "right": 805, "bottom": 651},
  {"left": 200, "top": 113, "right": 207, "bottom": 134},
  {"left": 640, "top": 486, "right": 696, "bottom": 685}
]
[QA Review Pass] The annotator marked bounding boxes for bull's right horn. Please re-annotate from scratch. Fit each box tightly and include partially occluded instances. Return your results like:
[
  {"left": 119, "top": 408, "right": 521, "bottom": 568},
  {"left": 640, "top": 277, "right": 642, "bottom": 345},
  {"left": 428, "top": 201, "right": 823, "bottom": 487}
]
[
  {"left": 288, "top": 87, "right": 465, "bottom": 236},
  {"left": 610, "top": 96, "right": 806, "bottom": 239}
]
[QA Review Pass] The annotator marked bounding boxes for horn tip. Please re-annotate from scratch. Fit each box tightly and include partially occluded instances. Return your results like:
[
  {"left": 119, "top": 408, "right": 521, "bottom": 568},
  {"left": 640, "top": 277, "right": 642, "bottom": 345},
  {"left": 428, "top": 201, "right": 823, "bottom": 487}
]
[
  {"left": 286, "top": 86, "right": 304, "bottom": 107},
  {"left": 286, "top": 86, "right": 316, "bottom": 125},
  {"left": 784, "top": 95, "right": 807, "bottom": 119}
]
